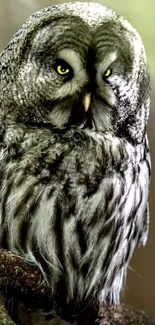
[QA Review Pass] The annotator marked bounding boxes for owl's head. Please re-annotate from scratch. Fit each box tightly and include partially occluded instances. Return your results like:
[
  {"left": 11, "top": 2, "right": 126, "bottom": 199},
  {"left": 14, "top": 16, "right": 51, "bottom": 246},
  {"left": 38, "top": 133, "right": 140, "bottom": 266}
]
[{"left": 0, "top": 2, "right": 150, "bottom": 143}]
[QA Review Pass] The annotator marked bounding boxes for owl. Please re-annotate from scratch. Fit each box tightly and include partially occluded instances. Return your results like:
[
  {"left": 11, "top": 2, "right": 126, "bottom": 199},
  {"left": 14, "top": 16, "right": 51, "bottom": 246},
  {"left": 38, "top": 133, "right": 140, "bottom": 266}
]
[{"left": 0, "top": 1, "right": 151, "bottom": 310}]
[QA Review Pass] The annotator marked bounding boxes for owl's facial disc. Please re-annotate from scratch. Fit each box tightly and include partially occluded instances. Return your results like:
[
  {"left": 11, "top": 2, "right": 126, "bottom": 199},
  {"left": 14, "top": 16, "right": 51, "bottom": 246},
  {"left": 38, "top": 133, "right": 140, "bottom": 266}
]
[{"left": 5, "top": 15, "right": 146, "bottom": 136}]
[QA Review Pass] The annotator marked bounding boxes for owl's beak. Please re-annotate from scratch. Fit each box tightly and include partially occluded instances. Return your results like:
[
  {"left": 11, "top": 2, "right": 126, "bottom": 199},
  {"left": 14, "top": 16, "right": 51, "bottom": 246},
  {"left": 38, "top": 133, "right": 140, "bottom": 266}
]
[{"left": 82, "top": 93, "right": 91, "bottom": 112}]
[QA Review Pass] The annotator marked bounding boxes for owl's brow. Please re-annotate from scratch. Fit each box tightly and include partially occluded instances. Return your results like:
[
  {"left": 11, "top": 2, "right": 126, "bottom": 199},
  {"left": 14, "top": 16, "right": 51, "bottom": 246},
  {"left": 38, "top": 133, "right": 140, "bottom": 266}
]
[
  {"left": 97, "top": 51, "right": 118, "bottom": 71},
  {"left": 57, "top": 49, "right": 85, "bottom": 74}
]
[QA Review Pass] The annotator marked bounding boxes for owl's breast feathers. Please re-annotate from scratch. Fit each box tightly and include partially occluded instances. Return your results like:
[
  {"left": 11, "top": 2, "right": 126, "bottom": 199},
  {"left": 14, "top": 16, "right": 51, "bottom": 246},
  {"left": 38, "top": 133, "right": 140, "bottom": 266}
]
[{"left": 0, "top": 124, "right": 150, "bottom": 304}]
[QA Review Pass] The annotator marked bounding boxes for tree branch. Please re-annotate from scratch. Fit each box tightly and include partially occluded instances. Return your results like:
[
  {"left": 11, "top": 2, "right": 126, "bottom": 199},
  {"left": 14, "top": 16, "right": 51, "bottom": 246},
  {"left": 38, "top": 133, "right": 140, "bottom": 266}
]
[{"left": 0, "top": 250, "right": 154, "bottom": 325}]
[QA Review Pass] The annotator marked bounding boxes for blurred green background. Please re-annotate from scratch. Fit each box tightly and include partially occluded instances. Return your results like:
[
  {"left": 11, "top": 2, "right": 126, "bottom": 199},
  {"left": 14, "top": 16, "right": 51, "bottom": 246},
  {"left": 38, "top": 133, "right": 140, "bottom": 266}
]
[{"left": 0, "top": 0, "right": 154, "bottom": 316}]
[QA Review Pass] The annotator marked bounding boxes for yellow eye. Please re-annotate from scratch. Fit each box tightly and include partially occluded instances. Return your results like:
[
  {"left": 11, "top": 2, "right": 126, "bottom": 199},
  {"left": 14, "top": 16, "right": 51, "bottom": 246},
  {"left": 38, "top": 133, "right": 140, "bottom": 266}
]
[
  {"left": 56, "top": 65, "right": 70, "bottom": 75},
  {"left": 104, "top": 68, "right": 112, "bottom": 78}
]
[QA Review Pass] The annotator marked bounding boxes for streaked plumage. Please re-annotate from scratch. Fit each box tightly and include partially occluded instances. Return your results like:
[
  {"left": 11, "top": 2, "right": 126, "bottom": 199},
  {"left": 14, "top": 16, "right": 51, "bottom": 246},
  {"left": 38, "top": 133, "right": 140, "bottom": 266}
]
[{"left": 0, "top": 1, "right": 151, "bottom": 309}]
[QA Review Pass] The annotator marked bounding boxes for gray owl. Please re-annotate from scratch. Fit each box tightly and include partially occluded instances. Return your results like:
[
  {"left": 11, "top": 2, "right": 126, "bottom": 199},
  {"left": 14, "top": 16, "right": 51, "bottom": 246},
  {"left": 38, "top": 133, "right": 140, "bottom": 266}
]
[{"left": 0, "top": 1, "right": 151, "bottom": 310}]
